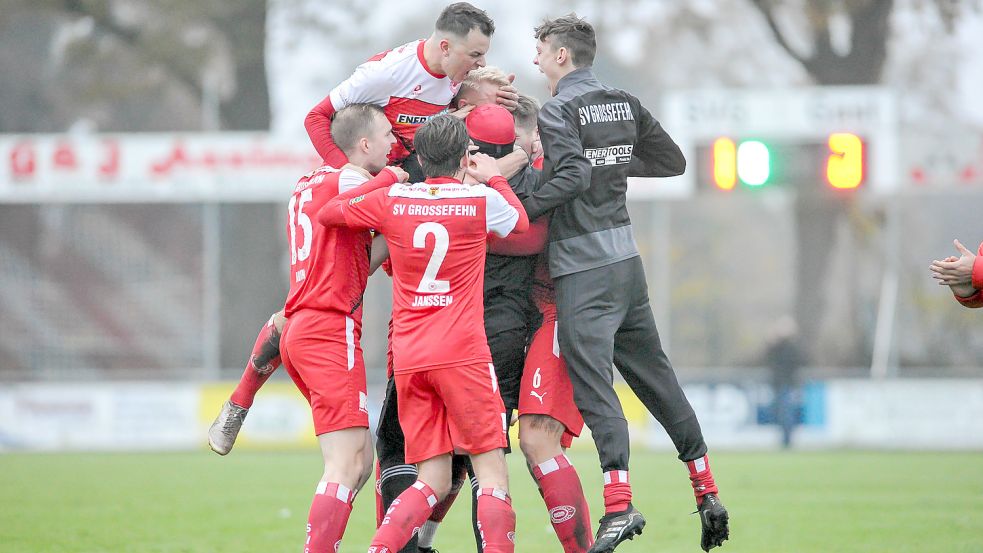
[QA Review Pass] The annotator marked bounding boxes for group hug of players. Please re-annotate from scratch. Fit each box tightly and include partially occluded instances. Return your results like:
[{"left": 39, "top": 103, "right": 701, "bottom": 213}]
[{"left": 207, "top": 4, "right": 730, "bottom": 553}]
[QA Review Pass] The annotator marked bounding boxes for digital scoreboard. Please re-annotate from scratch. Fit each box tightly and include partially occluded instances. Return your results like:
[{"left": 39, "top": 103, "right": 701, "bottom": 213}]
[{"left": 628, "top": 87, "right": 898, "bottom": 199}]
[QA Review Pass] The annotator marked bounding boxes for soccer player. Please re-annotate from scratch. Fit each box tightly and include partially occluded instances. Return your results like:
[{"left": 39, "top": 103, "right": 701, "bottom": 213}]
[
  {"left": 207, "top": 2, "right": 525, "bottom": 456},
  {"left": 930, "top": 239, "right": 983, "bottom": 307},
  {"left": 475, "top": 104, "right": 594, "bottom": 553},
  {"left": 512, "top": 94, "right": 544, "bottom": 170},
  {"left": 305, "top": 2, "right": 522, "bottom": 182},
  {"left": 524, "top": 15, "right": 730, "bottom": 552},
  {"left": 453, "top": 66, "right": 513, "bottom": 110},
  {"left": 278, "top": 104, "right": 410, "bottom": 551},
  {"left": 320, "top": 114, "right": 528, "bottom": 553}
]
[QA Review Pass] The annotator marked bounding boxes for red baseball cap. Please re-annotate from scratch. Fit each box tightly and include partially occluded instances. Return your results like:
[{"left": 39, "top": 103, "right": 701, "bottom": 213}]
[{"left": 465, "top": 104, "right": 516, "bottom": 145}]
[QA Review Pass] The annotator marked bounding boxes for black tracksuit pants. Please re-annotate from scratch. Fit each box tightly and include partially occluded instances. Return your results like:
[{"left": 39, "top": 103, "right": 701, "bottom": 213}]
[{"left": 554, "top": 256, "right": 707, "bottom": 472}]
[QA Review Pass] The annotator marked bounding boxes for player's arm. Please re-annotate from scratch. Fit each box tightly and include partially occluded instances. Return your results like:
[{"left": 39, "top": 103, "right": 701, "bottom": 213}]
[
  {"left": 520, "top": 101, "right": 592, "bottom": 220},
  {"left": 628, "top": 97, "right": 686, "bottom": 178},
  {"left": 305, "top": 62, "right": 391, "bottom": 166},
  {"left": 496, "top": 148, "right": 530, "bottom": 180},
  {"left": 317, "top": 167, "right": 404, "bottom": 228},
  {"left": 369, "top": 233, "right": 390, "bottom": 275},
  {"left": 468, "top": 152, "right": 529, "bottom": 236},
  {"left": 487, "top": 216, "right": 548, "bottom": 256}
]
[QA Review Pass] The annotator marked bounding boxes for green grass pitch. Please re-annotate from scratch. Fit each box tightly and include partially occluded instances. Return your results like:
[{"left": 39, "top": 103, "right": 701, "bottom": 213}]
[{"left": 2, "top": 449, "right": 981, "bottom": 552}]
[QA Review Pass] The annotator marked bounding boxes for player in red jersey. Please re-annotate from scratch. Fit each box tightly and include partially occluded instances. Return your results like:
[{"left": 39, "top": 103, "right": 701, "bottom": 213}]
[
  {"left": 472, "top": 103, "right": 592, "bottom": 553},
  {"left": 207, "top": 2, "right": 525, "bottom": 457},
  {"left": 320, "top": 115, "right": 528, "bottom": 553},
  {"left": 305, "top": 2, "right": 522, "bottom": 181},
  {"left": 278, "top": 104, "right": 411, "bottom": 553}
]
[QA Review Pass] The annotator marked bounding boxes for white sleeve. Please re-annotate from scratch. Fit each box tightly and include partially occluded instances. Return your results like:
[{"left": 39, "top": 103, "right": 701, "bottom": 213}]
[
  {"left": 337, "top": 169, "right": 369, "bottom": 194},
  {"left": 328, "top": 60, "right": 392, "bottom": 110},
  {"left": 484, "top": 187, "right": 520, "bottom": 237}
]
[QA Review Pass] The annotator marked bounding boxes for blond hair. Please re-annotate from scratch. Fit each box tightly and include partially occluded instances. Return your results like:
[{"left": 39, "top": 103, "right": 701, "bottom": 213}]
[{"left": 458, "top": 66, "right": 511, "bottom": 93}]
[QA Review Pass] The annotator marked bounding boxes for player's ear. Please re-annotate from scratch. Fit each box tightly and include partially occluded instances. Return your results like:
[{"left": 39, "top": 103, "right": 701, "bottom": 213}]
[
  {"left": 359, "top": 136, "right": 370, "bottom": 154},
  {"left": 556, "top": 46, "right": 568, "bottom": 65},
  {"left": 439, "top": 38, "right": 452, "bottom": 56}
]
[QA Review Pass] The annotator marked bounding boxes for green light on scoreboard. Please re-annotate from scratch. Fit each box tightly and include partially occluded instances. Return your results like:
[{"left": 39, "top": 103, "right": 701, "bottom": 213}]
[{"left": 736, "top": 140, "right": 771, "bottom": 186}]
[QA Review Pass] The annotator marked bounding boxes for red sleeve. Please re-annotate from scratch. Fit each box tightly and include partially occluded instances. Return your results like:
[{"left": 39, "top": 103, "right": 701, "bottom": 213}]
[
  {"left": 954, "top": 289, "right": 983, "bottom": 308},
  {"left": 488, "top": 216, "right": 549, "bottom": 256},
  {"left": 954, "top": 242, "right": 983, "bottom": 308},
  {"left": 305, "top": 96, "right": 349, "bottom": 167},
  {"left": 318, "top": 168, "right": 398, "bottom": 228},
  {"left": 487, "top": 175, "right": 529, "bottom": 234},
  {"left": 973, "top": 242, "right": 983, "bottom": 290}
]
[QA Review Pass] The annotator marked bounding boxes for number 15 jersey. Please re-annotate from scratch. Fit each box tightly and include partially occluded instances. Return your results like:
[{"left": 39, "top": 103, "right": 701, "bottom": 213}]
[
  {"left": 283, "top": 165, "right": 397, "bottom": 318},
  {"left": 338, "top": 176, "right": 524, "bottom": 374}
]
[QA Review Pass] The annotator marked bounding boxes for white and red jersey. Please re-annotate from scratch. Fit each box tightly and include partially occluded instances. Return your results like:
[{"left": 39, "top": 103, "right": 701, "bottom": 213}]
[
  {"left": 307, "top": 40, "right": 460, "bottom": 167},
  {"left": 337, "top": 177, "right": 522, "bottom": 374},
  {"left": 283, "top": 165, "right": 374, "bottom": 318}
]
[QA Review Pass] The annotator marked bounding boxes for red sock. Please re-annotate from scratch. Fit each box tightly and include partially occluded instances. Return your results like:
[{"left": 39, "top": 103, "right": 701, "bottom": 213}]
[
  {"left": 602, "top": 470, "right": 632, "bottom": 514},
  {"left": 230, "top": 318, "right": 281, "bottom": 409},
  {"left": 306, "top": 482, "right": 354, "bottom": 553},
  {"left": 533, "top": 455, "right": 593, "bottom": 553},
  {"left": 369, "top": 481, "right": 437, "bottom": 553},
  {"left": 476, "top": 488, "right": 516, "bottom": 553},
  {"left": 686, "top": 454, "right": 720, "bottom": 506}
]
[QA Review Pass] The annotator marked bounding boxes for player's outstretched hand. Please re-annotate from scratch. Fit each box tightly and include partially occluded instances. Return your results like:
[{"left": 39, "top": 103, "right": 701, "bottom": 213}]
[
  {"left": 466, "top": 152, "right": 503, "bottom": 184},
  {"left": 930, "top": 239, "right": 978, "bottom": 297},
  {"left": 385, "top": 166, "right": 410, "bottom": 183}
]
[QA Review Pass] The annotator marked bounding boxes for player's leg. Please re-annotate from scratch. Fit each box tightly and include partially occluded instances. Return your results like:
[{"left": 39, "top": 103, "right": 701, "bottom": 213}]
[
  {"left": 417, "top": 455, "right": 470, "bottom": 553},
  {"left": 371, "top": 372, "right": 454, "bottom": 553},
  {"left": 554, "top": 263, "right": 645, "bottom": 553},
  {"left": 469, "top": 449, "right": 515, "bottom": 553},
  {"left": 517, "top": 316, "right": 592, "bottom": 553},
  {"left": 207, "top": 310, "right": 286, "bottom": 455},
  {"left": 611, "top": 256, "right": 728, "bottom": 551},
  {"left": 438, "top": 363, "right": 514, "bottom": 553},
  {"left": 283, "top": 310, "right": 372, "bottom": 552},
  {"left": 307, "top": 427, "right": 373, "bottom": 553}
]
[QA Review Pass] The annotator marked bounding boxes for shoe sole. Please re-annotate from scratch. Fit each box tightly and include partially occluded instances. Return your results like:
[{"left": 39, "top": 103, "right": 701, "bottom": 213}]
[{"left": 207, "top": 436, "right": 231, "bottom": 456}]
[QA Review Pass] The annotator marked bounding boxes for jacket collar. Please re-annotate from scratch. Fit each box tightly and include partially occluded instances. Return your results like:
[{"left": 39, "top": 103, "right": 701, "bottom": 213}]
[{"left": 554, "top": 66, "right": 595, "bottom": 96}]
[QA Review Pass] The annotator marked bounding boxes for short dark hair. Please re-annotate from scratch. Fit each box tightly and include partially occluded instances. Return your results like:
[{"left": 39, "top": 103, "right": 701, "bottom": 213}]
[
  {"left": 414, "top": 115, "right": 470, "bottom": 178},
  {"left": 534, "top": 14, "right": 596, "bottom": 67},
  {"left": 513, "top": 94, "right": 540, "bottom": 131},
  {"left": 436, "top": 2, "right": 495, "bottom": 37},
  {"left": 330, "top": 104, "right": 385, "bottom": 157}
]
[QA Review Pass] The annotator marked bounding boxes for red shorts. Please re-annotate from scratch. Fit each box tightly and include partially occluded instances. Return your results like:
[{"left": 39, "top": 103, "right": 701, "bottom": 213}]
[
  {"left": 518, "top": 318, "right": 584, "bottom": 448},
  {"left": 280, "top": 309, "right": 368, "bottom": 436},
  {"left": 396, "top": 363, "right": 508, "bottom": 464}
]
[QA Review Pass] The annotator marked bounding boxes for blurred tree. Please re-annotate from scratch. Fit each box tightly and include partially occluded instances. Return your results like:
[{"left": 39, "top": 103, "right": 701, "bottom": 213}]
[
  {"left": 747, "top": 0, "right": 974, "bottom": 365},
  {"left": 0, "top": 0, "right": 269, "bottom": 132}
]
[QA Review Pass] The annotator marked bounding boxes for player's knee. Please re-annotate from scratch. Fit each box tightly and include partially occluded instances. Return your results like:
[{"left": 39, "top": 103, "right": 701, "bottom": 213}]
[{"left": 518, "top": 415, "right": 564, "bottom": 464}]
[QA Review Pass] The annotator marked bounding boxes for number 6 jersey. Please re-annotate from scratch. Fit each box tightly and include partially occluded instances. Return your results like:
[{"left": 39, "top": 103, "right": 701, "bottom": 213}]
[{"left": 334, "top": 176, "right": 528, "bottom": 374}]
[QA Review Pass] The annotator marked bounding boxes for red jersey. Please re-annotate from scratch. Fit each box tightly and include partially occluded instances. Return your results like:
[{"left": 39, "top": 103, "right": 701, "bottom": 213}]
[
  {"left": 306, "top": 40, "right": 460, "bottom": 167},
  {"left": 337, "top": 177, "right": 524, "bottom": 374},
  {"left": 283, "top": 165, "right": 376, "bottom": 318}
]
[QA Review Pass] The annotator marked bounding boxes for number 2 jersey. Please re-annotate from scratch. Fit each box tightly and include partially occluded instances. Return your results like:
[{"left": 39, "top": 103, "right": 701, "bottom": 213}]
[
  {"left": 335, "top": 176, "right": 528, "bottom": 374},
  {"left": 283, "top": 165, "right": 389, "bottom": 319}
]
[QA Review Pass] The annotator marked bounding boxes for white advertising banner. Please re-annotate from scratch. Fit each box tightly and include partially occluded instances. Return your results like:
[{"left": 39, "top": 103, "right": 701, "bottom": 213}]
[
  {"left": 0, "top": 379, "right": 980, "bottom": 452},
  {"left": 0, "top": 133, "right": 320, "bottom": 203}
]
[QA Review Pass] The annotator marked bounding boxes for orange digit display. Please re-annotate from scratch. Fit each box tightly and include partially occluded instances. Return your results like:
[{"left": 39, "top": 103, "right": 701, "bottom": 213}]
[
  {"left": 712, "top": 137, "right": 737, "bottom": 190},
  {"left": 826, "top": 133, "right": 864, "bottom": 189}
]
